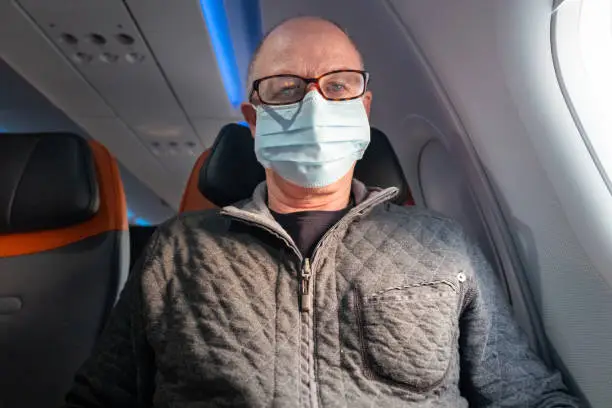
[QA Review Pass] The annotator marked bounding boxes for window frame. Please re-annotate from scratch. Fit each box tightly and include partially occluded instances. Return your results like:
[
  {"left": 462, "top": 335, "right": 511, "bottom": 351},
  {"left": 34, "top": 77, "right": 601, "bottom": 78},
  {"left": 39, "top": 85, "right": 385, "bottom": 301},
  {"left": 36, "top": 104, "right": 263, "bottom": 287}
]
[{"left": 551, "top": 0, "right": 612, "bottom": 195}]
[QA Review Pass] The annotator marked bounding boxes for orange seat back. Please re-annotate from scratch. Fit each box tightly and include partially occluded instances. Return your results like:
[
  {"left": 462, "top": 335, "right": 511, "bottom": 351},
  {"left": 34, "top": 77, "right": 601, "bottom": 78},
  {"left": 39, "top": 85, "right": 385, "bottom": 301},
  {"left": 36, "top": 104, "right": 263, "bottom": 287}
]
[
  {"left": 179, "top": 149, "right": 218, "bottom": 212},
  {"left": 0, "top": 139, "right": 127, "bottom": 257}
]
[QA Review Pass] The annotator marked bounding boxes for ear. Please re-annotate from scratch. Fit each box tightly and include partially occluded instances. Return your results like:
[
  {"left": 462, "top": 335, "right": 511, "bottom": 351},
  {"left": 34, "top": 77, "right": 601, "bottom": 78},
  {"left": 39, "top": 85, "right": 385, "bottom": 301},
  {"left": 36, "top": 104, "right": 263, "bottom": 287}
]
[
  {"left": 240, "top": 102, "right": 257, "bottom": 137},
  {"left": 362, "top": 90, "right": 373, "bottom": 117}
]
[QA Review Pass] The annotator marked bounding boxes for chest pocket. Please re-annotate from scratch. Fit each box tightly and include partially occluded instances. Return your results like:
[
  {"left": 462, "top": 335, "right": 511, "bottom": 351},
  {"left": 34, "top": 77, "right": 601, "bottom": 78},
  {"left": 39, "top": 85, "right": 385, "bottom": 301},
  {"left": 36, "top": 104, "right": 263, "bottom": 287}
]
[{"left": 357, "top": 280, "right": 460, "bottom": 390}]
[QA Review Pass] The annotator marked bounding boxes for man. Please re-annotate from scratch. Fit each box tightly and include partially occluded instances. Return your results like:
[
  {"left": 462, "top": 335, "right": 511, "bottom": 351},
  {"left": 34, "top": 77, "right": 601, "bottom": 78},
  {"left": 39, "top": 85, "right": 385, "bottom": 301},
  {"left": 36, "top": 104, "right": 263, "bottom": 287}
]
[{"left": 64, "top": 16, "right": 580, "bottom": 407}]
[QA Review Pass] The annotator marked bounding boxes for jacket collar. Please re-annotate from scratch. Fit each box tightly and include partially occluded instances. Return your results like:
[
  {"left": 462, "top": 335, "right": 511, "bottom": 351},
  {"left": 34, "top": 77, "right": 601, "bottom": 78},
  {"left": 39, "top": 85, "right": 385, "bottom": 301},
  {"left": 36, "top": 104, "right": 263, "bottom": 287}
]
[{"left": 220, "top": 180, "right": 398, "bottom": 258}]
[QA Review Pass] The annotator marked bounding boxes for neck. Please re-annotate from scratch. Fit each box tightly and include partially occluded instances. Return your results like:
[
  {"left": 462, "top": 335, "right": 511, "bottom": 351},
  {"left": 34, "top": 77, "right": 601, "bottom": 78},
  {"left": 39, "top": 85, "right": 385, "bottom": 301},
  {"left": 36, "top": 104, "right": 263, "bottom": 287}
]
[{"left": 266, "top": 170, "right": 353, "bottom": 214}]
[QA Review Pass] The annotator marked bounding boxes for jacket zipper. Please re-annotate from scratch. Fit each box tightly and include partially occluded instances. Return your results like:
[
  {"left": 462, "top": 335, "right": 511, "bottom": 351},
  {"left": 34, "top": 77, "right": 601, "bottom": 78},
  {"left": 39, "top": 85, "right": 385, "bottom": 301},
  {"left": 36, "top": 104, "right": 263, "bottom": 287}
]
[
  {"left": 220, "top": 187, "right": 399, "bottom": 408},
  {"left": 300, "top": 258, "right": 313, "bottom": 312},
  {"left": 222, "top": 187, "right": 398, "bottom": 314},
  {"left": 307, "top": 189, "right": 398, "bottom": 276}
]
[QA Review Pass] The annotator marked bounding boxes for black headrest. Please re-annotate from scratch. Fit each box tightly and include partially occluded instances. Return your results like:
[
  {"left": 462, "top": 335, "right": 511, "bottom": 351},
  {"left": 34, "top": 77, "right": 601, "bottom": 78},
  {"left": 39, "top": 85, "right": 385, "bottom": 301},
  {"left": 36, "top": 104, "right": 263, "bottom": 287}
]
[
  {"left": 0, "top": 133, "right": 99, "bottom": 233},
  {"left": 199, "top": 124, "right": 411, "bottom": 207},
  {"left": 359, "top": 128, "right": 412, "bottom": 204}
]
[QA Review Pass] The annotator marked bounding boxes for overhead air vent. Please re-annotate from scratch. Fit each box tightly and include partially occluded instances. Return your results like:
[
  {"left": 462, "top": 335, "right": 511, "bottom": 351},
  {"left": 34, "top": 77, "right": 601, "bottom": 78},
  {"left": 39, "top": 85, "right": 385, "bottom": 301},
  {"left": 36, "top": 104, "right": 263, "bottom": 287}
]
[
  {"left": 16, "top": 0, "right": 204, "bottom": 182},
  {"left": 87, "top": 33, "right": 107, "bottom": 46},
  {"left": 50, "top": 27, "right": 143, "bottom": 67},
  {"left": 150, "top": 140, "right": 199, "bottom": 157},
  {"left": 115, "top": 33, "right": 135, "bottom": 45},
  {"left": 59, "top": 32, "right": 78, "bottom": 45}
]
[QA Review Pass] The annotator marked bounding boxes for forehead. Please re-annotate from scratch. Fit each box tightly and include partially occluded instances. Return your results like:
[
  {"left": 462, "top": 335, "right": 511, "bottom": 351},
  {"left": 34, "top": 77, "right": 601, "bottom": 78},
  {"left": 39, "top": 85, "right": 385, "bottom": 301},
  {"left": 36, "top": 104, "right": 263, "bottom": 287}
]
[{"left": 252, "top": 25, "right": 362, "bottom": 80}]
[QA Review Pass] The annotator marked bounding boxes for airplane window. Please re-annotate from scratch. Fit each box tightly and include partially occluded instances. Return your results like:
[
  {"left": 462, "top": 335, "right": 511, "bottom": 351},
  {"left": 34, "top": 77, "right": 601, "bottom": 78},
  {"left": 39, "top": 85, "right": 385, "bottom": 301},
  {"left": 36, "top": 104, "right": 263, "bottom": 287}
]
[{"left": 553, "top": 0, "right": 612, "bottom": 190}]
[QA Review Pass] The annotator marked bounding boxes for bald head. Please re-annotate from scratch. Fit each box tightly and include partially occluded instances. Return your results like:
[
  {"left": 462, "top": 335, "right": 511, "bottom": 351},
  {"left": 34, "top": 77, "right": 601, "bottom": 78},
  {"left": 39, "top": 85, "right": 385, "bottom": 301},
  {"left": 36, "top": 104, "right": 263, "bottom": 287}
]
[
  {"left": 241, "top": 17, "right": 372, "bottom": 211},
  {"left": 247, "top": 17, "right": 364, "bottom": 92}
]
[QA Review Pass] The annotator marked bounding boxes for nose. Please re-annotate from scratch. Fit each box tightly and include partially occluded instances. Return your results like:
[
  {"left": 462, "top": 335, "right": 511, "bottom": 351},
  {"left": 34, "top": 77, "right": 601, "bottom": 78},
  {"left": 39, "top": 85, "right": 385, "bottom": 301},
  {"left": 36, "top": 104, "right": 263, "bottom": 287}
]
[
  {"left": 305, "top": 83, "right": 318, "bottom": 92},
  {"left": 304, "top": 82, "right": 323, "bottom": 98}
]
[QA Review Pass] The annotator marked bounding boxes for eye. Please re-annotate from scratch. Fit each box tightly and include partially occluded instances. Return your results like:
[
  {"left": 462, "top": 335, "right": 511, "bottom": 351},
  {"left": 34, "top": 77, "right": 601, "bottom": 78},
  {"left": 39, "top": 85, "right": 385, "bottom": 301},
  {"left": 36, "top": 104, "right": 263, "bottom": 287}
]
[
  {"left": 270, "top": 80, "right": 302, "bottom": 99},
  {"left": 279, "top": 84, "right": 300, "bottom": 95},
  {"left": 319, "top": 71, "right": 365, "bottom": 100},
  {"left": 326, "top": 81, "right": 347, "bottom": 93},
  {"left": 257, "top": 76, "right": 307, "bottom": 104}
]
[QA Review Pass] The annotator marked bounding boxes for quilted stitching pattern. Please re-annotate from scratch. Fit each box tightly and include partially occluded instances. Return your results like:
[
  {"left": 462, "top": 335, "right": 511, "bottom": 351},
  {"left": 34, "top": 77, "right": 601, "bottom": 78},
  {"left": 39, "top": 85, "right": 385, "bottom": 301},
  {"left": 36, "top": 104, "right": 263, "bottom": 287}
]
[
  {"left": 64, "top": 183, "right": 581, "bottom": 408},
  {"left": 360, "top": 282, "right": 457, "bottom": 389}
]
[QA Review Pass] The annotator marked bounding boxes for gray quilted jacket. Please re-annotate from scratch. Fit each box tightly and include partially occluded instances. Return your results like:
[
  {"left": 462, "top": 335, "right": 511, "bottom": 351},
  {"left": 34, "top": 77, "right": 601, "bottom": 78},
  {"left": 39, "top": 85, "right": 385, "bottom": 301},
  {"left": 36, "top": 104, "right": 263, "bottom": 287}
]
[{"left": 64, "top": 181, "right": 580, "bottom": 407}]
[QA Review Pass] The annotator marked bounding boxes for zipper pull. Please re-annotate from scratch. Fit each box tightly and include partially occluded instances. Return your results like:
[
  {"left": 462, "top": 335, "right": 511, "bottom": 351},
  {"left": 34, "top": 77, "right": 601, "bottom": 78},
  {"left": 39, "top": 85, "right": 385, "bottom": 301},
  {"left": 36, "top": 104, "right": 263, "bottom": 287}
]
[{"left": 300, "top": 258, "right": 312, "bottom": 312}]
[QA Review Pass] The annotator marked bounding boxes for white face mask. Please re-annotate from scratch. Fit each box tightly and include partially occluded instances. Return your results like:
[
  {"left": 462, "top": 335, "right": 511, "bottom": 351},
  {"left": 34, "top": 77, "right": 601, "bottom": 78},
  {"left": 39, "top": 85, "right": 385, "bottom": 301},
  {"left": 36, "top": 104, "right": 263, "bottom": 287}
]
[{"left": 254, "top": 91, "right": 370, "bottom": 188}]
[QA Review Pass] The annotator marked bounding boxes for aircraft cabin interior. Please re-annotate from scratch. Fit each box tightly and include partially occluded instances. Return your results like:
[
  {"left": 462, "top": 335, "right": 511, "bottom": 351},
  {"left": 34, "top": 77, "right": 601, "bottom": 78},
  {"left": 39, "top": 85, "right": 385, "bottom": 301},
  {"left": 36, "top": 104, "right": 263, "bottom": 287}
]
[{"left": 0, "top": 0, "right": 611, "bottom": 407}]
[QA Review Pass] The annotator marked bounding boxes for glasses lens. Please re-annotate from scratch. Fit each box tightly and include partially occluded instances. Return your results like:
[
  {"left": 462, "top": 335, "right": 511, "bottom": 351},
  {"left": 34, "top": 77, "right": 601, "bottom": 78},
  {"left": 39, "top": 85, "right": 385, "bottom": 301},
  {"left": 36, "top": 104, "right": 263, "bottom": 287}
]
[
  {"left": 319, "top": 71, "right": 365, "bottom": 100},
  {"left": 257, "top": 76, "right": 307, "bottom": 105}
]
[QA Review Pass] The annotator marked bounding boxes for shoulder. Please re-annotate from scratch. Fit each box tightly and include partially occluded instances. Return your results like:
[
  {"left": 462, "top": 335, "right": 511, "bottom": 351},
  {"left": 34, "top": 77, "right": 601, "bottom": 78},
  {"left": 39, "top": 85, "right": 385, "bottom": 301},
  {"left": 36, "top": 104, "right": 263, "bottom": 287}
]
[
  {"left": 138, "top": 209, "right": 232, "bottom": 263},
  {"left": 368, "top": 203, "right": 468, "bottom": 252},
  {"left": 378, "top": 205, "right": 495, "bottom": 291},
  {"left": 134, "top": 210, "right": 234, "bottom": 285},
  {"left": 155, "top": 209, "right": 231, "bottom": 238}
]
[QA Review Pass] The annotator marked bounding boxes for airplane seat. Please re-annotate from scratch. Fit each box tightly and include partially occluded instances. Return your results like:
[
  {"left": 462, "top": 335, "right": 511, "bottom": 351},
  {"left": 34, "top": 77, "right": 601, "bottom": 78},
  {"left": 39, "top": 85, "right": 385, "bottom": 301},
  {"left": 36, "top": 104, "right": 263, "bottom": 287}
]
[
  {"left": 356, "top": 127, "right": 415, "bottom": 206},
  {"left": 179, "top": 148, "right": 218, "bottom": 212},
  {"left": 126, "top": 149, "right": 220, "bottom": 271},
  {"left": 416, "top": 136, "right": 557, "bottom": 368},
  {"left": 417, "top": 138, "right": 495, "bottom": 262},
  {"left": 187, "top": 123, "right": 415, "bottom": 209},
  {"left": 0, "top": 133, "right": 129, "bottom": 408},
  {"left": 127, "top": 126, "right": 255, "bottom": 269}
]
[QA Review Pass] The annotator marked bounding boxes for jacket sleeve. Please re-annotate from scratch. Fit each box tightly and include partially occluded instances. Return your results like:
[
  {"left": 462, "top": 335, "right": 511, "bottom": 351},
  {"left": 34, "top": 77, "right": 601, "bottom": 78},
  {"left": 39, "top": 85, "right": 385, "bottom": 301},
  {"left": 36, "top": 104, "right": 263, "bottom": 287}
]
[
  {"left": 62, "top": 233, "right": 159, "bottom": 408},
  {"left": 459, "top": 239, "right": 583, "bottom": 407}
]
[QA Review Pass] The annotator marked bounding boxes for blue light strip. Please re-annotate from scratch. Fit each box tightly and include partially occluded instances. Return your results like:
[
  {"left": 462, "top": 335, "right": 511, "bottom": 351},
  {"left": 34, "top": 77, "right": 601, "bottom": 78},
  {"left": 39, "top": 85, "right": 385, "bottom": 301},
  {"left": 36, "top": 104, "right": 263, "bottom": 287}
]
[
  {"left": 200, "top": 0, "right": 244, "bottom": 109},
  {"left": 127, "top": 207, "right": 151, "bottom": 226},
  {"left": 241, "top": 0, "right": 263, "bottom": 56},
  {"left": 134, "top": 218, "right": 151, "bottom": 227}
]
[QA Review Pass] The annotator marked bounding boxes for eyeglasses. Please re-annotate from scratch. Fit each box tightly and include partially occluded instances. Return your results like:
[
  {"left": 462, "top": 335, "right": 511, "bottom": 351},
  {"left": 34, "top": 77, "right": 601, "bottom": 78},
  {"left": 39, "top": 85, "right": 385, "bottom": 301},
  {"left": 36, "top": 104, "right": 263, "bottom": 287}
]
[{"left": 249, "top": 70, "right": 370, "bottom": 106}]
